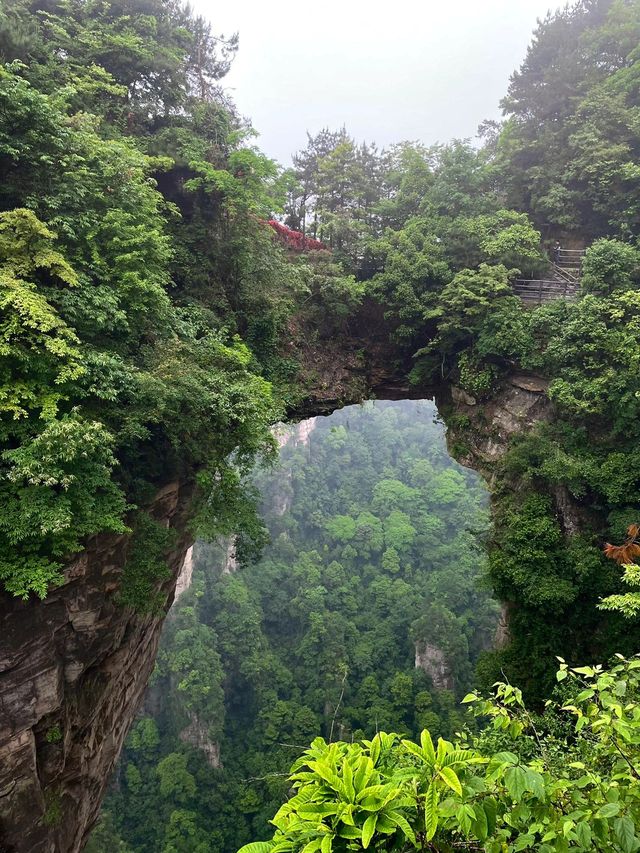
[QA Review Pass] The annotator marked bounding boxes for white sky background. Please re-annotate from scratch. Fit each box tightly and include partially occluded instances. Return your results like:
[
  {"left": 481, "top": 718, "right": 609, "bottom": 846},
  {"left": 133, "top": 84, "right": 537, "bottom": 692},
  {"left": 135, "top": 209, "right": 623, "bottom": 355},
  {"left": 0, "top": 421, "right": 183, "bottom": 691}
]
[{"left": 191, "top": 0, "right": 564, "bottom": 165}]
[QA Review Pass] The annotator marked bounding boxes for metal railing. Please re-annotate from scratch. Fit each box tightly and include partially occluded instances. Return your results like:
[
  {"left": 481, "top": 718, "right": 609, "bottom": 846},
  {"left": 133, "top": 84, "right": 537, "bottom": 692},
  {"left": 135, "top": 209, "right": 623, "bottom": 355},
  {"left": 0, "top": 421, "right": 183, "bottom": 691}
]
[
  {"left": 552, "top": 263, "right": 579, "bottom": 283},
  {"left": 556, "top": 248, "right": 585, "bottom": 259}
]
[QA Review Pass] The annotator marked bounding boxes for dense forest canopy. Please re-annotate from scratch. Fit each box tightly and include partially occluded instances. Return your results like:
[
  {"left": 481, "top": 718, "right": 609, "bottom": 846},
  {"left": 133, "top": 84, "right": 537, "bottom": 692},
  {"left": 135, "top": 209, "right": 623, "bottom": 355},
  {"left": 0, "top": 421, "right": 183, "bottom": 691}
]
[
  {"left": 1, "top": 0, "right": 640, "bottom": 850},
  {"left": 89, "top": 401, "right": 497, "bottom": 852}
]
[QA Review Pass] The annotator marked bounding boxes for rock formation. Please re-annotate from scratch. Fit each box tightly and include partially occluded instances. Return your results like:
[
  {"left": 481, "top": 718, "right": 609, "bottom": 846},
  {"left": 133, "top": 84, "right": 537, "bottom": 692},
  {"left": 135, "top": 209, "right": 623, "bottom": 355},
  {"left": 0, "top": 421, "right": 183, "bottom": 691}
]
[
  {"left": 0, "top": 362, "right": 570, "bottom": 852},
  {"left": 178, "top": 715, "right": 221, "bottom": 769},
  {"left": 0, "top": 481, "right": 194, "bottom": 853},
  {"left": 414, "top": 642, "right": 454, "bottom": 691}
]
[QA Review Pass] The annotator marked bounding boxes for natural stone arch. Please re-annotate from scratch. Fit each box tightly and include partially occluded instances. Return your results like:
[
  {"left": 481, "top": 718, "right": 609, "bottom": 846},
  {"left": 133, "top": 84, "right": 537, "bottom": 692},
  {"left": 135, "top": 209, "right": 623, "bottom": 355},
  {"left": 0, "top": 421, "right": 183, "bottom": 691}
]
[{"left": 0, "top": 339, "right": 557, "bottom": 852}]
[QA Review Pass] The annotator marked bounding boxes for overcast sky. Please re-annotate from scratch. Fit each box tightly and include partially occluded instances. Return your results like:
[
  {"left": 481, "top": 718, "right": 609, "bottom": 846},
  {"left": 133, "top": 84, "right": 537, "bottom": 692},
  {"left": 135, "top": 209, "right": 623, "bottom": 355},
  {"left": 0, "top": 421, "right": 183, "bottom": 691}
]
[{"left": 191, "top": 1, "right": 563, "bottom": 165}]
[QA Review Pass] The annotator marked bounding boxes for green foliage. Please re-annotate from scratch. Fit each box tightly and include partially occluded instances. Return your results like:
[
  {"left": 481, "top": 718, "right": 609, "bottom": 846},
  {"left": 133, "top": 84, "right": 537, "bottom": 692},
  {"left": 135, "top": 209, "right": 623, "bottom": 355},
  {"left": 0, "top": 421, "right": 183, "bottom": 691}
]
[
  {"left": 581, "top": 238, "right": 640, "bottom": 295},
  {"left": 45, "top": 725, "right": 63, "bottom": 744},
  {"left": 441, "top": 209, "right": 545, "bottom": 273},
  {"left": 526, "top": 292, "right": 640, "bottom": 435},
  {"left": 85, "top": 810, "right": 134, "bottom": 853},
  {"left": 0, "top": 411, "right": 127, "bottom": 598},
  {"left": 242, "top": 655, "right": 640, "bottom": 853},
  {"left": 427, "top": 140, "right": 498, "bottom": 220},
  {"left": 498, "top": 0, "right": 640, "bottom": 239},
  {"left": 157, "top": 753, "right": 197, "bottom": 804},
  {"left": 3, "top": 0, "right": 237, "bottom": 126},
  {"left": 600, "top": 562, "right": 640, "bottom": 618},
  {"left": 6, "top": 2, "right": 640, "bottom": 849},
  {"left": 0, "top": 6, "right": 309, "bottom": 597},
  {"left": 298, "top": 253, "right": 365, "bottom": 334},
  {"left": 0, "top": 208, "right": 83, "bottom": 429},
  {"left": 426, "top": 264, "right": 516, "bottom": 352},
  {"left": 413, "top": 263, "right": 531, "bottom": 386},
  {"left": 42, "top": 790, "right": 63, "bottom": 828},
  {"left": 118, "top": 513, "right": 174, "bottom": 613},
  {"left": 456, "top": 352, "right": 496, "bottom": 400},
  {"left": 160, "top": 604, "right": 226, "bottom": 739},
  {"left": 129, "top": 719, "right": 160, "bottom": 758},
  {"left": 367, "top": 218, "right": 451, "bottom": 344}
]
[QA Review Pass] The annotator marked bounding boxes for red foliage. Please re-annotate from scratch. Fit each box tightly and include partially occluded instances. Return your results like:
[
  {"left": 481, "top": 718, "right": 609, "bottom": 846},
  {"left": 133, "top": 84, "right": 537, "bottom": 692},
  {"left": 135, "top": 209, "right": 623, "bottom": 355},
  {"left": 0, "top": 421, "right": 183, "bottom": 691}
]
[
  {"left": 604, "top": 524, "right": 640, "bottom": 565},
  {"left": 266, "top": 219, "right": 326, "bottom": 252}
]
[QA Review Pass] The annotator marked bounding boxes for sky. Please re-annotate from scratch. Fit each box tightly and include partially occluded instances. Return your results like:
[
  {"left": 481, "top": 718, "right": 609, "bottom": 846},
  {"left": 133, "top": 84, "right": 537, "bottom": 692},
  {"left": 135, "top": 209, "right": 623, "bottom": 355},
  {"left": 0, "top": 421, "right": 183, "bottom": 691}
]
[{"left": 191, "top": 0, "right": 564, "bottom": 165}]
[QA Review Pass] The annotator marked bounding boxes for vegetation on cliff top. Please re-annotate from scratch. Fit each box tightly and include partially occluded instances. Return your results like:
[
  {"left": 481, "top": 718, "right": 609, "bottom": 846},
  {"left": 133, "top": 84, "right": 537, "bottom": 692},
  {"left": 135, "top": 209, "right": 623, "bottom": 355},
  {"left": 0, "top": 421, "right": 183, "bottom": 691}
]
[{"left": 0, "top": 0, "right": 326, "bottom": 599}]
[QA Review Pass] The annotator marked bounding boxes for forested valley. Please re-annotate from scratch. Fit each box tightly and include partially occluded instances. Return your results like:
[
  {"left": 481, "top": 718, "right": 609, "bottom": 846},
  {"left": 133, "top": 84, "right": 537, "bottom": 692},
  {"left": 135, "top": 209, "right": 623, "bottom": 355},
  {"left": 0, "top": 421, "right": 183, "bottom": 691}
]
[
  {"left": 1, "top": 0, "right": 640, "bottom": 850},
  {"left": 89, "top": 401, "right": 496, "bottom": 851}
]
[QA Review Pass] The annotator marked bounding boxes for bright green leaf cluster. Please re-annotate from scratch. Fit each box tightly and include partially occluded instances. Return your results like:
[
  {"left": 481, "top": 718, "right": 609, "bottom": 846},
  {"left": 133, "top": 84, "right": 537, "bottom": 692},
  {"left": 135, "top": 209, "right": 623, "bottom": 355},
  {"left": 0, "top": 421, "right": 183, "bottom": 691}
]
[{"left": 242, "top": 655, "right": 640, "bottom": 853}]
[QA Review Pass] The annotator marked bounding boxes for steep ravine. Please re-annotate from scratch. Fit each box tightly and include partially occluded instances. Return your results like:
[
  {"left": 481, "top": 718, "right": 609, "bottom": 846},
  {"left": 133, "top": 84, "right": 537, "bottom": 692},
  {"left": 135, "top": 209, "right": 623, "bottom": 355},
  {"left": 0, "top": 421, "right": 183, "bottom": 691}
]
[{"left": 0, "top": 373, "right": 567, "bottom": 853}]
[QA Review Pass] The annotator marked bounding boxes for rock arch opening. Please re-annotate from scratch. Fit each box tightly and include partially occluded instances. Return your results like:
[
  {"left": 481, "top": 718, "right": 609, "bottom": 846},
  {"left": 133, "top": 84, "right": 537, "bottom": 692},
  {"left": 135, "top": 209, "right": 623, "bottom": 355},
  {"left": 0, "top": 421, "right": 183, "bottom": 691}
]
[{"left": 96, "top": 398, "right": 498, "bottom": 850}]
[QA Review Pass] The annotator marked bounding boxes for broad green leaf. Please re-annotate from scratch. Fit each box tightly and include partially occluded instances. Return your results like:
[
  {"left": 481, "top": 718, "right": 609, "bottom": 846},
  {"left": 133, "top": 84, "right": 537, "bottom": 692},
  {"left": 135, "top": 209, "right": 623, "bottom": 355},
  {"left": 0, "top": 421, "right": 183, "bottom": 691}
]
[
  {"left": 420, "top": 729, "right": 436, "bottom": 763},
  {"left": 362, "top": 814, "right": 377, "bottom": 849},
  {"left": 438, "top": 766, "right": 462, "bottom": 796},
  {"left": 237, "top": 844, "right": 273, "bottom": 853},
  {"left": 614, "top": 816, "right": 637, "bottom": 853},
  {"left": 436, "top": 737, "right": 452, "bottom": 763},
  {"left": 441, "top": 749, "right": 479, "bottom": 768},
  {"left": 298, "top": 804, "right": 339, "bottom": 819},
  {"left": 491, "top": 751, "right": 519, "bottom": 766},
  {"left": 307, "top": 761, "right": 343, "bottom": 794},
  {"left": 338, "top": 803, "right": 355, "bottom": 826},
  {"left": 380, "top": 788, "right": 403, "bottom": 809},
  {"left": 357, "top": 784, "right": 389, "bottom": 802},
  {"left": 483, "top": 797, "right": 497, "bottom": 835},
  {"left": 455, "top": 803, "right": 474, "bottom": 835},
  {"left": 337, "top": 826, "right": 361, "bottom": 840},
  {"left": 342, "top": 759, "right": 355, "bottom": 802},
  {"left": 359, "top": 797, "right": 385, "bottom": 812},
  {"left": 504, "top": 765, "right": 527, "bottom": 800},
  {"left": 524, "top": 768, "right": 545, "bottom": 799},
  {"left": 575, "top": 822, "right": 592, "bottom": 849},
  {"left": 598, "top": 802, "right": 620, "bottom": 818},
  {"left": 320, "top": 835, "right": 332, "bottom": 853},
  {"left": 368, "top": 738, "right": 381, "bottom": 766},
  {"left": 271, "top": 842, "right": 294, "bottom": 853},
  {"left": 388, "top": 811, "right": 416, "bottom": 845},
  {"left": 473, "top": 802, "right": 488, "bottom": 840},
  {"left": 575, "top": 688, "right": 595, "bottom": 702},
  {"left": 401, "top": 740, "right": 428, "bottom": 763},
  {"left": 354, "top": 756, "right": 373, "bottom": 792},
  {"left": 376, "top": 814, "right": 397, "bottom": 834},
  {"left": 424, "top": 782, "right": 438, "bottom": 841}
]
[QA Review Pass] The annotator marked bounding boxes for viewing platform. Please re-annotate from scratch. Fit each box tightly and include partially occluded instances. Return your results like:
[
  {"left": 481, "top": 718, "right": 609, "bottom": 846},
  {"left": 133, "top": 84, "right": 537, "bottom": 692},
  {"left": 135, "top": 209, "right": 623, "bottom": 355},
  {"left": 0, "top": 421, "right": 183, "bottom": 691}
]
[{"left": 513, "top": 247, "right": 585, "bottom": 305}]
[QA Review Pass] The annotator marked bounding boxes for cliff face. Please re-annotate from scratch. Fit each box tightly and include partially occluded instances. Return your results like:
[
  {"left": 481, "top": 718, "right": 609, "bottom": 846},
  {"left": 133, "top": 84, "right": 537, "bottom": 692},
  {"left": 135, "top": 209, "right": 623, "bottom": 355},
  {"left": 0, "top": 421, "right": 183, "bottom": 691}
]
[
  {"left": 0, "top": 481, "right": 194, "bottom": 853},
  {"left": 414, "top": 642, "right": 454, "bottom": 691},
  {"left": 444, "top": 374, "right": 554, "bottom": 470},
  {"left": 178, "top": 714, "right": 221, "bottom": 769}
]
